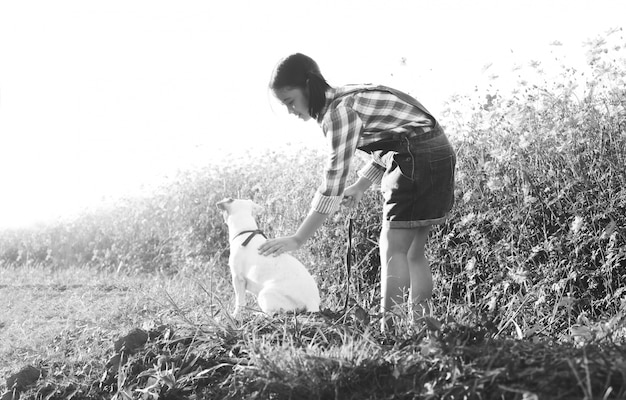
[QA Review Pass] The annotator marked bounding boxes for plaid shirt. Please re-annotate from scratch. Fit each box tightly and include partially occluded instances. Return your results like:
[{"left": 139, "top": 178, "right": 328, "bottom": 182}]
[{"left": 311, "top": 85, "right": 433, "bottom": 214}]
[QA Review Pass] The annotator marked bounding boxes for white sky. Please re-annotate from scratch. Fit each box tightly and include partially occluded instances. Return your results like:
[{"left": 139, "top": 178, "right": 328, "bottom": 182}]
[{"left": 0, "top": 0, "right": 624, "bottom": 229}]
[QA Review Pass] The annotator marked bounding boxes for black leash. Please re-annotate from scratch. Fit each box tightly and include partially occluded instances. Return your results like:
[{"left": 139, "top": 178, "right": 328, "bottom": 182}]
[{"left": 343, "top": 214, "right": 355, "bottom": 311}]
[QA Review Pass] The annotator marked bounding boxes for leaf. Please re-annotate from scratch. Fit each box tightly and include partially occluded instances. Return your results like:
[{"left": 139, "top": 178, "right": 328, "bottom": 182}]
[
  {"left": 160, "top": 372, "right": 177, "bottom": 389},
  {"left": 392, "top": 365, "right": 401, "bottom": 379},
  {"left": 511, "top": 320, "right": 524, "bottom": 340},
  {"left": 423, "top": 316, "right": 442, "bottom": 331},
  {"left": 600, "top": 220, "right": 617, "bottom": 240},
  {"left": 523, "top": 324, "right": 542, "bottom": 338}
]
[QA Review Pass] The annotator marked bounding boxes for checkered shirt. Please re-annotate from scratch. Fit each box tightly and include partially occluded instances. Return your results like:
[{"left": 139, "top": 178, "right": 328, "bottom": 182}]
[{"left": 311, "top": 85, "right": 433, "bottom": 214}]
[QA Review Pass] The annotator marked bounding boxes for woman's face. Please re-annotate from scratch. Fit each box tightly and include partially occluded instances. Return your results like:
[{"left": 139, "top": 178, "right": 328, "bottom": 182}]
[{"left": 274, "top": 86, "right": 311, "bottom": 121}]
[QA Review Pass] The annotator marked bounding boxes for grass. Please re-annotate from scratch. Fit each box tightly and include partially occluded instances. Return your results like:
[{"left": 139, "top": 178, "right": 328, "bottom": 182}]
[
  {"left": 0, "top": 267, "right": 622, "bottom": 400},
  {"left": 2, "top": 264, "right": 625, "bottom": 399},
  {"left": 0, "top": 266, "right": 185, "bottom": 377},
  {"left": 2, "top": 28, "right": 626, "bottom": 399}
]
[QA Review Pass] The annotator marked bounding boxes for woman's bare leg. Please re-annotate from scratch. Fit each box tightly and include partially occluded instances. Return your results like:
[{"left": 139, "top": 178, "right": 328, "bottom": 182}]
[
  {"left": 407, "top": 225, "right": 432, "bottom": 319},
  {"left": 379, "top": 225, "right": 432, "bottom": 332}
]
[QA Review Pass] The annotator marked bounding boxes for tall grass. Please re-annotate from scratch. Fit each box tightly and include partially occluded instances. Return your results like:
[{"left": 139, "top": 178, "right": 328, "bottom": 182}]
[{"left": 1, "top": 28, "right": 625, "bottom": 399}]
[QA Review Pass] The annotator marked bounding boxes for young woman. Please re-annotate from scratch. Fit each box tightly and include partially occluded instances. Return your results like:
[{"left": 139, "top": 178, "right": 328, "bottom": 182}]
[{"left": 258, "top": 53, "right": 456, "bottom": 331}]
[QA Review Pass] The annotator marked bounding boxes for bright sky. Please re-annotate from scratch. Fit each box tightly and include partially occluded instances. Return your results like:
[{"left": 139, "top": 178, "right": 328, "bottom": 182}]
[{"left": 0, "top": 0, "right": 624, "bottom": 229}]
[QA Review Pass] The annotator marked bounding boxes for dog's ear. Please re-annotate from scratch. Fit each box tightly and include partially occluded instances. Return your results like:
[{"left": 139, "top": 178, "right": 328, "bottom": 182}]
[
  {"left": 249, "top": 200, "right": 264, "bottom": 216},
  {"left": 216, "top": 198, "right": 234, "bottom": 211}
]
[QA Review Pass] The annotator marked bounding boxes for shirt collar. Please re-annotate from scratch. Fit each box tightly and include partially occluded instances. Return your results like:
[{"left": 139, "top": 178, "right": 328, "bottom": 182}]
[
  {"left": 316, "top": 87, "right": 337, "bottom": 124},
  {"left": 317, "top": 85, "right": 377, "bottom": 123}
]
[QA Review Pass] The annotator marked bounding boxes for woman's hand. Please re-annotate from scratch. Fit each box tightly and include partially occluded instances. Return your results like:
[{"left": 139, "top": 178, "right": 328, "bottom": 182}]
[
  {"left": 258, "top": 211, "right": 328, "bottom": 257},
  {"left": 341, "top": 177, "right": 373, "bottom": 208},
  {"left": 258, "top": 236, "right": 301, "bottom": 257},
  {"left": 341, "top": 184, "right": 365, "bottom": 208}
]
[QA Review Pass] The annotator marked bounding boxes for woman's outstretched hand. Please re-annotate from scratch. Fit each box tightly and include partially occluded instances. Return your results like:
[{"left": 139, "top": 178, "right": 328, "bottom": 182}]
[{"left": 258, "top": 236, "right": 301, "bottom": 257}]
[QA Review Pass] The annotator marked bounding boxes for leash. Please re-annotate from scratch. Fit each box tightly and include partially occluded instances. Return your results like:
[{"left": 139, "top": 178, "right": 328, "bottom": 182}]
[{"left": 342, "top": 212, "right": 356, "bottom": 311}]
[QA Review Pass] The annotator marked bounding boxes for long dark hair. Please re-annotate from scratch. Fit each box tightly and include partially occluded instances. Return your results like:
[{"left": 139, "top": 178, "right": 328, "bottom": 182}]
[{"left": 270, "top": 53, "right": 331, "bottom": 120}]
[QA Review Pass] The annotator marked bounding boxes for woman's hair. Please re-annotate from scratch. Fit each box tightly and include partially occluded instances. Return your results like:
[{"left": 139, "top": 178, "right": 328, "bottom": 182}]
[{"left": 270, "top": 53, "right": 331, "bottom": 120}]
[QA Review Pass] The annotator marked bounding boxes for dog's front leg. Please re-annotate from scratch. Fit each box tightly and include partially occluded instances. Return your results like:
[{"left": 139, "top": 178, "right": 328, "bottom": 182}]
[{"left": 231, "top": 275, "right": 246, "bottom": 318}]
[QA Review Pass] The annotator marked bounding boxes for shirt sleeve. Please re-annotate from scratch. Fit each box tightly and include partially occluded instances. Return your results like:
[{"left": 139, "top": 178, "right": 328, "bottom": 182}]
[
  {"left": 357, "top": 157, "right": 385, "bottom": 185},
  {"left": 311, "top": 105, "right": 363, "bottom": 214}
]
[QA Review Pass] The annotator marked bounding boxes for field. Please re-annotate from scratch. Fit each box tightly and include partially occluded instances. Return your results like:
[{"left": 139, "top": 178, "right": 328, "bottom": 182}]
[{"left": 1, "top": 31, "right": 626, "bottom": 399}]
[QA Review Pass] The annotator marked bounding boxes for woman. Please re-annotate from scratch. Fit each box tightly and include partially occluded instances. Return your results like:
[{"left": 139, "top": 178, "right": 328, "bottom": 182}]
[{"left": 259, "top": 53, "right": 455, "bottom": 331}]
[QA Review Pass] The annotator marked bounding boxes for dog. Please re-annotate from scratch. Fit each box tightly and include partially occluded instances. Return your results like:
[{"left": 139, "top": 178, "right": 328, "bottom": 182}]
[{"left": 216, "top": 198, "right": 321, "bottom": 317}]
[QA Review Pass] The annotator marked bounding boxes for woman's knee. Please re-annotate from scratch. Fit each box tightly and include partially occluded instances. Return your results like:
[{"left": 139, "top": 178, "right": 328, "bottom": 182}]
[
  {"left": 379, "top": 227, "right": 417, "bottom": 254},
  {"left": 408, "top": 226, "right": 431, "bottom": 254}
]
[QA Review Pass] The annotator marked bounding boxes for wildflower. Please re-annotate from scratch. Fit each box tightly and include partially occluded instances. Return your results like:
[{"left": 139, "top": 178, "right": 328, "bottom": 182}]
[
  {"left": 487, "top": 177, "right": 504, "bottom": 191},
  {"left": 519, "top": 134, "right": 531, "bottom": 149},
  {"left": 571, "top": 216, "right": 584, "bottom": 234},
  {"left": 460, "top": 213, "right": 476, "bottom": 226},
  {"left": 462, "top": 190, "right": 474, "bottom": 203}
]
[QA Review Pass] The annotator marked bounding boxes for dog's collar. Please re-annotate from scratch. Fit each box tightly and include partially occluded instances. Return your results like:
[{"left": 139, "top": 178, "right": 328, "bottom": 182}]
[{"left": 232, "top": 229, "right": 267, "bottom": 246}]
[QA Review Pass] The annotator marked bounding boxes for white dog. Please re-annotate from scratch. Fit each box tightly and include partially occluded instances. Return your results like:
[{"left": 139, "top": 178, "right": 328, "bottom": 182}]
[{"left": 216, "top": 198, "right": 321, "bottom": 317}]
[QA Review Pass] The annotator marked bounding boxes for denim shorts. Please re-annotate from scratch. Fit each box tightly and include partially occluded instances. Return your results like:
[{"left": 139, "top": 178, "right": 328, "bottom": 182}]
[{"left": 371, "top": 129, "right": 456, "bottom": 228}]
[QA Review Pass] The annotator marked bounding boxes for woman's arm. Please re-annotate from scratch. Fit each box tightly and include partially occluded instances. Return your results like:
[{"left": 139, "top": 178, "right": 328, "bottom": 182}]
[
  {"left": 294, "top": 210, "right": 329, "bottom": 244},
  {"left": 259, "top": 106, "right": 363, "bottom": 257},
  {"left": 259, "top": 174, "right": 375, "bottom": 257},
  {"left": 258, "top": 210, "right": 328, "bottom": 256}
]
